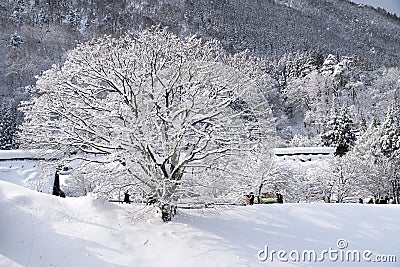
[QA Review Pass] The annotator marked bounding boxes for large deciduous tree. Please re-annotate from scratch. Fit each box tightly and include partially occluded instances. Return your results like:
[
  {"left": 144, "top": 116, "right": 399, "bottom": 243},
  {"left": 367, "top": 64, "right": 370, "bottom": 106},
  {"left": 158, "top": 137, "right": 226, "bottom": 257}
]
[{"left": 18, "top": 28, "right": 275, "bottom": 210}]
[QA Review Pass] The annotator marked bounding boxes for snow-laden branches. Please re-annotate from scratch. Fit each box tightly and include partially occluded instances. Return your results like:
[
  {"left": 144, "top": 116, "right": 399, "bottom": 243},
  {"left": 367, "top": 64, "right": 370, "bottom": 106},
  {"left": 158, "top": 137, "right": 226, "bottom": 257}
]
[{"left": 18, "top": 28, "right": 275, "bottom": 205}]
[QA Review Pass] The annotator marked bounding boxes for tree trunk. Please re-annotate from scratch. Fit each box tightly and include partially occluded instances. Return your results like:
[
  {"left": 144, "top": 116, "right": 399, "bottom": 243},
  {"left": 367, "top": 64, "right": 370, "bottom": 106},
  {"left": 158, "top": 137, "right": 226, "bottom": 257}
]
[
  {"left": 257, "top": 183, "right": 264, "bottom": 204},
  {"left": 392, "top": 179, "right": 399, "bottom": 204},
  {"left": 158, "top": 203, "right": 177, "bottom": 222},
  {"left": 52, "top": 170, "right": 60, "bottom": 196}
]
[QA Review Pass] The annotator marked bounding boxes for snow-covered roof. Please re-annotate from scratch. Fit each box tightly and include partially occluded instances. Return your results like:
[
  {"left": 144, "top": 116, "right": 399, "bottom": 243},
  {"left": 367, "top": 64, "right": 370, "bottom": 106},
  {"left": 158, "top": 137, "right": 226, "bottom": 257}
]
[
  {"left": 0, "top": 150, "right": 56, "bottom": 161},
  {"left": 274, "top": 147, "right": 336, "bottom": 156}
]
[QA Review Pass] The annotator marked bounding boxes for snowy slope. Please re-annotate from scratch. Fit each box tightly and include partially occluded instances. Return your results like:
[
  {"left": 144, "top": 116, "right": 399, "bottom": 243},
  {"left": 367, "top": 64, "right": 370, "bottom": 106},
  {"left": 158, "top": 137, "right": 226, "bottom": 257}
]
[{"left": 1, "top": 180, "right": 400, "bottom": 267}]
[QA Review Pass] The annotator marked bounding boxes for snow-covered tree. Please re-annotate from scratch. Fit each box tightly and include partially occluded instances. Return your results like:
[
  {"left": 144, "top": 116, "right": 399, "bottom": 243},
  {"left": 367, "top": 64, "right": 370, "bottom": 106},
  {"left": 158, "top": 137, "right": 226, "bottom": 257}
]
[
  {"left": 379, "top": 101, "right": 400, "bottom": 158},
  {"left": 375, "top": 100, "right": 400, "bottom": 201},
  {"left": 9, "top": 33, "right": 24, "bottom": 48},
  {"left": 319, "top": 155, "right": 362, "bottom": 203},
  {"left": 244, "top": 150, "right": 293, "bottom": 203},
  {"left": 349, "top": 105, "right": 399, "bottom": 201},
  {"left": 289, "top": 134, "right": 317, "bottom": 147},
  {"left": 321, "top": 105, "right": 356, "bottom": 156},
  {"left": 320, "top": 54, "right": 339, "bottom": 75},
  {"left": 307, "top": 167, "right": 336, "bottom": 203},
  {"left": 369, "top": 68, "right": 400, "bottom": 121},
  {"left": 18, "top": 28, "right": 275, "bottom": 214},
  {"left": 283, "top": 70, "right": 335, "bottom": 136},
  {"left": 0, "top": 102, "right": 18, "bottom": 149}
]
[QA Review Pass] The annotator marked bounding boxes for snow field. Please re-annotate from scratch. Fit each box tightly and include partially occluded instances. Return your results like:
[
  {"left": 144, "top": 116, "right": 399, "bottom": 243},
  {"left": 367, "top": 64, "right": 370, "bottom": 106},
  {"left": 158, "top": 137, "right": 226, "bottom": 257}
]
[{"left": 1, "top": 180, "right": 400, "bottom": 267}]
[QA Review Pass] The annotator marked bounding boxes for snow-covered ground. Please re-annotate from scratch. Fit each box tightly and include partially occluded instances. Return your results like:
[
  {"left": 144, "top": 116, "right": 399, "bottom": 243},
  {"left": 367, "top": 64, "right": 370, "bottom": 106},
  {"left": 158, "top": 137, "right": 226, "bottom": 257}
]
[
  {"left": 1, "top": 180, "right": 399, "bottom": 267},
  {"left": 0, "top": 152, "right": 399, "bottom": 266}
]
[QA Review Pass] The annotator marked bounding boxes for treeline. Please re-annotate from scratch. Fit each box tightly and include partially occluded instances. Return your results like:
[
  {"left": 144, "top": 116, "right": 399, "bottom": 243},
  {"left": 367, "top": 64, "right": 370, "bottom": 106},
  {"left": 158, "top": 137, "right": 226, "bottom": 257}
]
[
  {"left": 0, "top": 0, "right": 399, "bottom": 148},
  {"left": 1, "top": 0, "right": 399, "bottom": 94}
]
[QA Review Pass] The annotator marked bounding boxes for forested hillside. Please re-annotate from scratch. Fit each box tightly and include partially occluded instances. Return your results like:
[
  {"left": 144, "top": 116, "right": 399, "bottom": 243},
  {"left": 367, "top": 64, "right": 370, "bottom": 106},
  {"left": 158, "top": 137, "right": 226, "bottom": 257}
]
[{"left": 0, "top": 0, "right": 399, "bottom": 148}]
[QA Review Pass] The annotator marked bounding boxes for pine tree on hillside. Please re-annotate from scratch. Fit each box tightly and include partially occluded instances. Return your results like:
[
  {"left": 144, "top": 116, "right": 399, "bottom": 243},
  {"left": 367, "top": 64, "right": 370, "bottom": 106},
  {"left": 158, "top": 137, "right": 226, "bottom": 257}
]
[
  {"left": 0, "top": 104, "right": 18, "bottom": 150},
  {"left": 359, "top": 114, "right": 367, "bottom": 134},
  {"left": 321, "top": 105, "right": 356, "bottom": 157},
  {"left": 320, "top": 54, "right": 338, "bottom": 75},
  {"left": 374, "top": 101, "right": 400, "bottom": 203},
  {"left": 379, "top": 102, "right": 400, "bottom": 158}
]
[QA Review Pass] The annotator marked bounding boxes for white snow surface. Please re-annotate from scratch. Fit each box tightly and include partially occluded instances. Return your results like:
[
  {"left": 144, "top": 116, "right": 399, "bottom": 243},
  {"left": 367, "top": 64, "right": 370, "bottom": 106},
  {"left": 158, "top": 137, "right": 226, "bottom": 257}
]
[
  {"left": 1, "top": 180, "right": 400, "bottom": 266},
  {"left": 1, "top": 151, "right": 400, "bottom": 266}
]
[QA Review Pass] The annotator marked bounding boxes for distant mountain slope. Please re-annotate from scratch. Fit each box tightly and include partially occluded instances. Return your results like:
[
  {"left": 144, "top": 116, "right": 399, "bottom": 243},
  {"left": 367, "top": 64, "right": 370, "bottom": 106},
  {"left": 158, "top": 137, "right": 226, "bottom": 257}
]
[{"left": 0, "top": 0, "right": 399, "bottom": 98}]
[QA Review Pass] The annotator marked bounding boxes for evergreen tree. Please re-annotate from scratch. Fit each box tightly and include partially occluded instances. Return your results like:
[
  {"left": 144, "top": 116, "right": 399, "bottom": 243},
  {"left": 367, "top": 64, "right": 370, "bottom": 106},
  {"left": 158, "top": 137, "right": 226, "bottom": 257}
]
[
  {"left": 0, "top": 103, "right": 18, "bottom": 150},
  {"left": 376, "top": 101, "right": 400, "bottom": 202},
  {"left": 379, "top": 102, "right": 400, "bottom": 158},
  {"left": 359, "top": 114, "right": 367, "bottom": 134},
  {"left": 355, "top": 114, "right": 381, "bottom": 157},
  {"left": 321, "top": 106, "right": 356, "bottom": 157}
]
